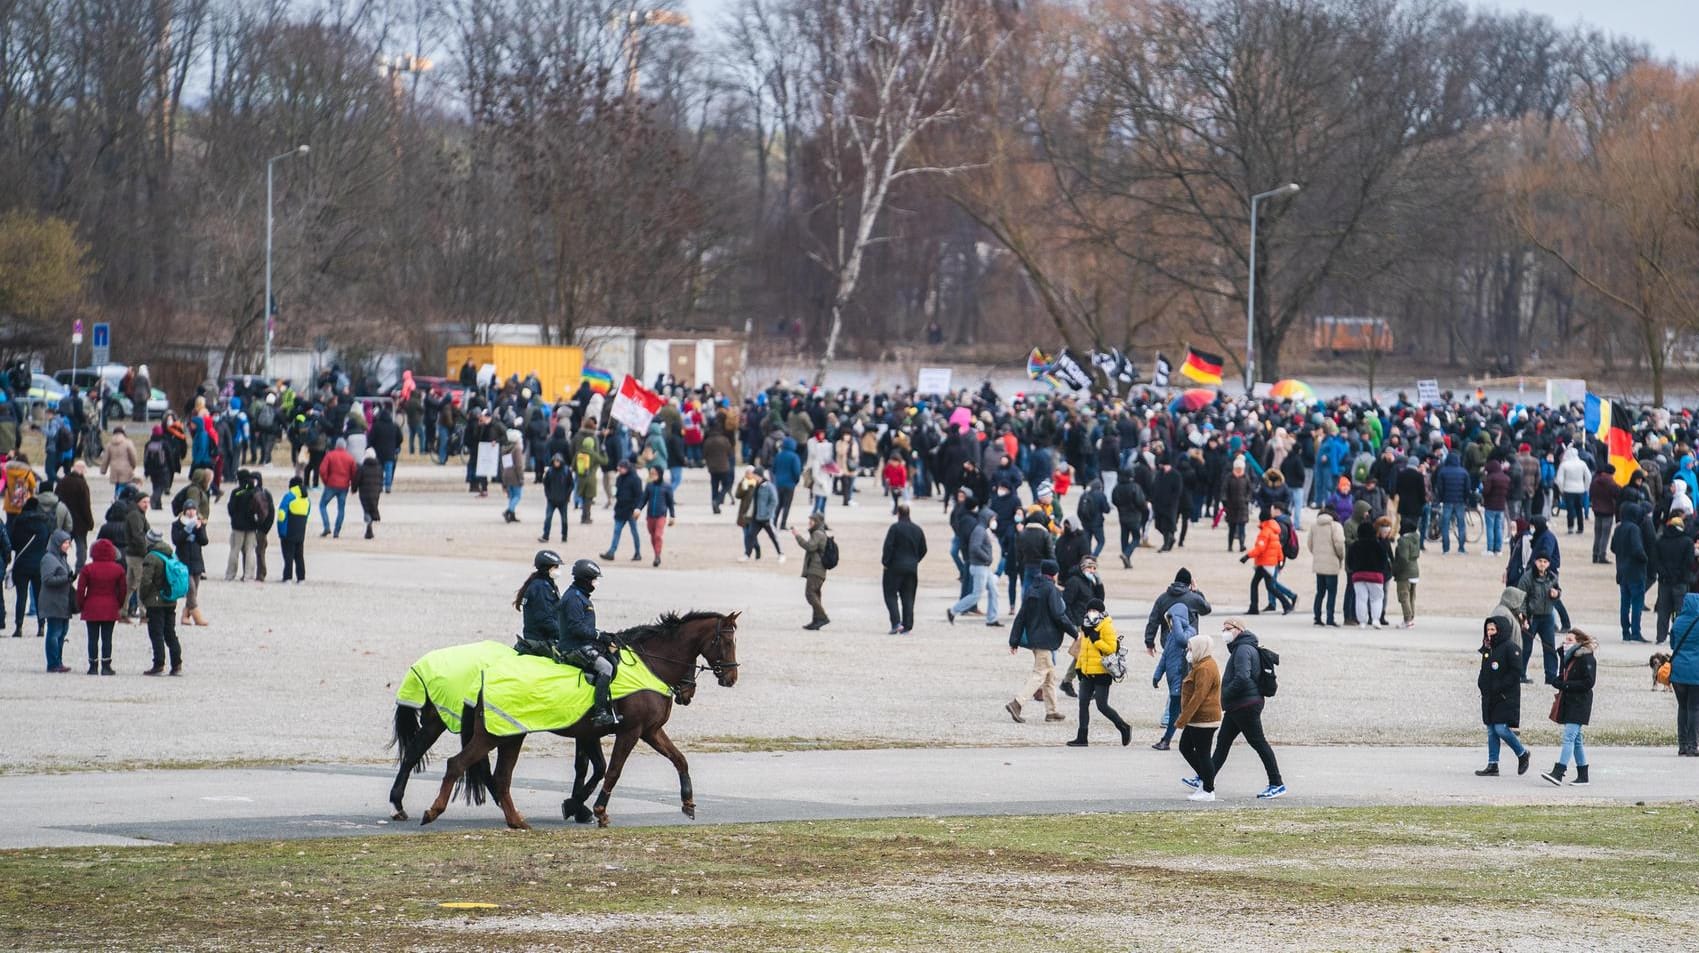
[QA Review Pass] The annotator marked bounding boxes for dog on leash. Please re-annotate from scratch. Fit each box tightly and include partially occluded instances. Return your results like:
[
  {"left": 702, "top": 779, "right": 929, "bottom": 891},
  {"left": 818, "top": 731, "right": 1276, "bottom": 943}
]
[{"left": 1650, "top": 652, "right": 1674, "bottom": 691}]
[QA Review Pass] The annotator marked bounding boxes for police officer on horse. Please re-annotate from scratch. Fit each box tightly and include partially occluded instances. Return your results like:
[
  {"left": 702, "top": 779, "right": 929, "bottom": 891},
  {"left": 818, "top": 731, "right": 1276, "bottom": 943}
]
[{"left": 513, "top": 554, "right": 622, "bottom": 728}]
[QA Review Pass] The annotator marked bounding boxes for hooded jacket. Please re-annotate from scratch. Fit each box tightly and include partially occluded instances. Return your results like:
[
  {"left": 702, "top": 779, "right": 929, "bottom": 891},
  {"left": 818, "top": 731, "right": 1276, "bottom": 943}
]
[
  {"left": 139, "top": 537, "right": 179, "bottom": 608},
  {"left": 543, "top": 455, "right": 575, "bottom": 505},
  {"left": 1074, "top": 614, "right": 1119, "bottom": 677},
  {"left": 771, "top": 438, "right": 803, "bottom": 490},
  {"left": 880, "top": 512, "right": 928, "bottom": 574},
  {"left": 1219, "top": 630, "right": 1266, "bottom": 712},
  {"left": 1494, "top": 586, "right": 1527, "bottom": 644},
  {"left": 1246, "top": 518, "right": 1285, "bottom": 568},
  {"left": 1154, "top": 602, "right": 1193, "bottom": 693},
  {"left": 1611, "top": 502, "right": 1649, "bottom": 586},
  {"left": 9, "top": 501, "right": 52, "bottom": 577},
  {"left": 1009, "top": 574, "right": 1074, "bottom": 652},
  {"left": 1651, "top": 521, "right": 1695, "bottom": 587},
  {"left": 54, "top": 472, "right": 95, "bottom": 535},
  {"left": 171, "top": 515, "right": 209, "bottom": 576},
  {"left": 38, "top": 529, "right": 75, "bottom": 619},
  {"left": 1177, "top": 637, "right": 1222, "bottom": 729},
  {"left": 1670, "top": 592, "right": 1699, "bottom": 686},
  {"left": 1308, "top": 511, "right": 1346, "bottom": 575},
  {"left": 1434, "top": 452, "right": 1470, "bottom": 505},
  {"left": 1478, "top": 616, "right": 1522, "bottom": 726},
  {"left": 1144, "top": 581, "right": 1212, "bottom": 649},
  {"left": 966, "top": 509, "right": 996, "bottom": 567},
  {"left": 1555, "top": 446, "right": 1591, "bottom": 494},
  {"left": 1061, "top": 565, "right": 1104, "bottom": 626},
  {"left": 1552, "top": 642, "right": 1596, "bottom": 725},
  {"left": 76, "top": 538, "right": 128, "bottom": 622},
  {"left": 1480, "top": 459, "right": 1511, "bottom": 511}
]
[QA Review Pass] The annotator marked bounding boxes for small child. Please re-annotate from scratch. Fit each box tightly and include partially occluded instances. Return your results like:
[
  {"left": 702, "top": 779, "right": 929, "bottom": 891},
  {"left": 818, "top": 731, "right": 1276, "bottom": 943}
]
[
  {"left": 882, "top": 455, "right": 910, "bottom": 514},
  {"left": 1541, "top": 630, "right": 1596, "bottom": 786},
  {"left": 1151, "top": 602, "right": 1194, "bottom": 750},
  {"left": 1393, "top": 517, "right": 1421, "bottom": 628}
]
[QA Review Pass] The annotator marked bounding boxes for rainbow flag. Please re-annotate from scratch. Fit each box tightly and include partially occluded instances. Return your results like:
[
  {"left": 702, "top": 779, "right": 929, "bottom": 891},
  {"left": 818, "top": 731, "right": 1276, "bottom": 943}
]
[{"left": 582, "top": 366, "right": 614, "bottom": 395}]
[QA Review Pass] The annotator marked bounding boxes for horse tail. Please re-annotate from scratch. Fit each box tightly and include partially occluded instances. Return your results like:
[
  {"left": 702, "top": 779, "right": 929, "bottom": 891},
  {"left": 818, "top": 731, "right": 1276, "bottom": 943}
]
[
  {"left": 390, "top": 703, "right": 428, "bottom": 771},
  {"left": 455, "top": 702, "right": 493, "bottom": 807}
]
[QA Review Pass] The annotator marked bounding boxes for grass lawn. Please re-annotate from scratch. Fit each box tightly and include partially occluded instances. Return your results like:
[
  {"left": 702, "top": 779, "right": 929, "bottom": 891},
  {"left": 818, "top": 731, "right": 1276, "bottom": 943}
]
[{"left": 2, "top": 805, "right": 1696, "bottom": 952}]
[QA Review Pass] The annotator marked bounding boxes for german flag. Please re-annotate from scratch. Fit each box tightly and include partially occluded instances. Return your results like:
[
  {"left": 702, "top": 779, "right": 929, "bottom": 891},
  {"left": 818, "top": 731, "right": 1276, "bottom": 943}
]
[
  {"left": 1180, "top": 347, "right": 1225, "bottom": 385},
  {"left": 1608, "top": 420, "right": 1638, "bottom": 487}
]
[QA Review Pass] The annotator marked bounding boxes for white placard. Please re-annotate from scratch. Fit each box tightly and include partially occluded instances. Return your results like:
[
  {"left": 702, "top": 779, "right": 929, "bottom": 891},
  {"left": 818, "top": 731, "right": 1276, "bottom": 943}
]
[
  {"left": 1546, "top": 378, "right": 1587, "bottom": 407},
  {"left": 476, "top": 363, "right": 497, "bottom": 388},
  {"left": 916, "top": 367, "right": 953, "bottom": 394},
  {"left": 1416, "top": 379, "right": 1440, "bottom": 405},
  {"left": 475, "top": 441, "right": 499, "bottom": 477}
]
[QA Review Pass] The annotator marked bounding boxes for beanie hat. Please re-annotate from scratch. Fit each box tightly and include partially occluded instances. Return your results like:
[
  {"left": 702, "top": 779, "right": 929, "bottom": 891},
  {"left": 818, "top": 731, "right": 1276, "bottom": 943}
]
[
  {"left": 1174, "top": 568, "right": 1193, "bottom": 586},
  {"left": 1039, "top": 559, "right": 1060, "bottom": 577}
]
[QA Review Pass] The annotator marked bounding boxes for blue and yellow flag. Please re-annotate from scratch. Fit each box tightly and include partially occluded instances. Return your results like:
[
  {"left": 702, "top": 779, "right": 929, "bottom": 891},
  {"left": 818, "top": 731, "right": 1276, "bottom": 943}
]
[{"left": 1584, "top": 393, "right": 1612, "bottom": 441}]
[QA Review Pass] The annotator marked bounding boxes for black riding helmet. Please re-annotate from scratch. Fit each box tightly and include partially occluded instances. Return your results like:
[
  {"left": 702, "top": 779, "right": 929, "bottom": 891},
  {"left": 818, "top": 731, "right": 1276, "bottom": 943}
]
[
  {"left": 534, "top": 550, "right": 563, "bottom": 572},
  {"left": 571, "top": 558, "right": 603, "bottom": 585}
]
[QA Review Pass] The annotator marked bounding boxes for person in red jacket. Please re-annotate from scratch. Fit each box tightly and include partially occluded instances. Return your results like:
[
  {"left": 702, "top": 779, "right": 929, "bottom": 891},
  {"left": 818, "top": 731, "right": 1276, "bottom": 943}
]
[
  {"left": 317, "top": 438, "right": 358, "bottom": 538},
  {"left": 76, "top": 538, "right": 128, "bottom": 675},
  {"left": 882, "top": 455, "right": 910, "bottom": 514}
]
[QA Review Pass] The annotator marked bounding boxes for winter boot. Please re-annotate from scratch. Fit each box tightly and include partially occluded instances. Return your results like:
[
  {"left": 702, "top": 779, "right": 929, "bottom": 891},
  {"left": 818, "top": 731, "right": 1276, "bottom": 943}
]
[
  {"left": 87, "top": 660, "right": 99, "bottom": 675},
  {"left": 1517, "top": 751, "right": 1532, "bottom": 775},
  {"left": 100, "top": 659, "right": 115, "bottom": 676},
  {"left": 190, "top": 609, "right": 208, "bottom": 626},
  {"left": 1572, "top": 765, "right": 1590, "bottom": 786},
  {"left": 142, "top": 664, "right": 165, "bottom": 676},
  {"left": 364, "top": 524, "right": 375, "bottom": 539},
  {"left": 1474, "top": 763, "right": 1499, "bottom": 777},
  {"left": 1539, "top": 763, "right": 1566, "bottom": 786}
]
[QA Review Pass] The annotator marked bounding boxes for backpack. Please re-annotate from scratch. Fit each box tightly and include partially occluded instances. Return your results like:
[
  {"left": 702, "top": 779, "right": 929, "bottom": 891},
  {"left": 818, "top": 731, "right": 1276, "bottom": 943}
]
[
  {"left": 821, "top": 535, "right": 840, "bottom": 571},
  {"left": 1256, "top": 645, "right": 1281, "bottom": 698},
  {"left": 1280, "top": 521, "right": 1300, "bottom": 561},
  {"left": 171, "top": 485, "right": 192, "bottom": 517},
  {"left": 253, "top": 403, "right": 276, "bottom": 431},
  {"left": 150, "top": 550, "right": 191, "bottom": 602},
  {"left": 1351, "top": 451, "right": 1373, "bottom": 484},
  {"left": 54, "top": 423, "right": 74, "bottom": 456}
]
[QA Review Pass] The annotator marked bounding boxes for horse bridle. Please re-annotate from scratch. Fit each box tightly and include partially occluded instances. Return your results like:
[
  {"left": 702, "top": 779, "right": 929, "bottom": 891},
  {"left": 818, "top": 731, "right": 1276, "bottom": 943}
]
[{"left": 625, "top": 616, "right": 738, "bottom": 700}]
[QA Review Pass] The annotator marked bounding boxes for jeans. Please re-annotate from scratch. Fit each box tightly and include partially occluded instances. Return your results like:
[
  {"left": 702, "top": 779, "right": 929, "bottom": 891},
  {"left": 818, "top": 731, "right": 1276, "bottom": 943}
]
[
  {"left": 1563, "top": 491, "right": 1586, "bottom": 532},
  {"left": 382, "top": 460, "right": 396, "bottom": 491},
  {"left": 1159, "top": 693, "right": 1182, "bottom": 745},
  {"left": 882, "top": 569, "right": 917, "bottom": 630},
  {"left": 85, "top": 620, "right": 114, "bottom": 667},
  {"left": 1086, "top": 524, "right": 1105, "bottom": 558},
  {"left": 669, "top": 466, "right": 683, "bottom": 491},
  {"left": 1441, "top": 502, "right": 1467, "bottom": 553},
  {"left": 44, "top": 617, "right": 68, "bottom": 670},
  {"left": 1180, "top": 726, "right": 1218, "bottom": 792},
  {"left": 1119, "top": 522, "right": 1138, "bottom": 560},
  {"left": 1676, "top": 682, "right": 1699, "bottom": 752},
  {"left": 1211, "top": 703, "right": 1282, "bottom": 786},
  {"left": 1251, "top": 566, "right": 1293, "bottom": 610},
  {"left": 542, "top": 503, "right": 568, "bottom": 541},
  {"left": 608, "top": 516, "right": 641, "bottom": 556},
  {"left": 1557, "top": 722, "right": 1587, "bottom": 768},
  {"left": 1313, "top": 574, "right": 1338, "bottom": 623},
  {"left": 810, "top": 492, "right": 827, "bottom": 516},
  {"left": 436, "top": 423, "right": 451, "bottom": 464},
  {"left": 950, "top": 564, "right": 999, "bottom": 623},
  {"left": 408, "top": 423, "right": 424, "bottom": 455},
  {"left": 950, "top": 538, "right": 969, "bottom": 598},
  {"left": 146, "top": 605, "right": 181, "bottom": 668},
  {"left": 1486, "top": 722, "right": 1526, "bottom": 763},
  {"left": 320, "top": 487, "right": 348, "bottom": 535},
  {"left": 1523, "top": 613, "right": 1558, "bottom": 684},
  {"left": 504, "top": 484, "right": 522, "bottom": 513},
  {"left": 12, "top": 572, "right": 40, "bottom": 628},
  {"left": 1073, "top": 673, "right": 1128, "bottom": 742},
  {"left": 1620, "top": 579, "right": 1646, "bottom": 640},
  {"left": 709, "top": 471, "right": 733, "bottom": 511},
  {"left": 1484, "top": 509, "right": 1505, "bottom": 553},
  {"left": 1592, "top": 514, "right": 1614, "bottom": 562}
]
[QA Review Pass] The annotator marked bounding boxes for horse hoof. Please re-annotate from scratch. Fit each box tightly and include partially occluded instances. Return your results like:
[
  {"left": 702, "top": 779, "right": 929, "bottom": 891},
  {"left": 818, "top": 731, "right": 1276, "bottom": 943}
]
[
  {"left": 681, "top": 801, "right": 696, "bottom": 820},
  {"left": 420, "top": 809, "right": 439, "bottom": 826},
  {"left": 392, "top": 809, "right": 408, "bottom": 822},
  {"left": 594, "top": 809, "right": 610, "bottom": 829},
  {"left": 507, "top": 818, "right": 532, "bottom": 831}
]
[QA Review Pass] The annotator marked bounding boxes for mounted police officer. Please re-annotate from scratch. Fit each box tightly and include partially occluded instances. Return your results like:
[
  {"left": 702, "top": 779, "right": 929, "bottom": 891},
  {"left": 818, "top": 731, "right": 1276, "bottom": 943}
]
[
  {"left": 513, "top": 550, "right": 563, "bottom": 655},
  {"left": 556, "top": 558, "right": 621, "bottom": 728}
]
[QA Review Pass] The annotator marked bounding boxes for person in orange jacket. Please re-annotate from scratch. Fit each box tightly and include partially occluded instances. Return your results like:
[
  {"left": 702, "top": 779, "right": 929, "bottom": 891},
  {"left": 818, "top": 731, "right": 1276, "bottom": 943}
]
[{"left": 1242, "top": 501, "right": 1296, "bottom": 615}]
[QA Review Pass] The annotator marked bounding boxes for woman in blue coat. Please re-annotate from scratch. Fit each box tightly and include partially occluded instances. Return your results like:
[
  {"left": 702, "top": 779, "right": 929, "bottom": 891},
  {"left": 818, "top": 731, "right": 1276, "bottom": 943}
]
[{"left": 1668, "top": 592, "right": 1699, "bottom": 756}]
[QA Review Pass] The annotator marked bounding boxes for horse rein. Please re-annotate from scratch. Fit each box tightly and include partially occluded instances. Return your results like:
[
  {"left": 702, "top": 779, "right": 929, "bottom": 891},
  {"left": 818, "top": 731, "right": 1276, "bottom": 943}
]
[{"left": 624, "top": 617, "right": 738, "bottom": 700}]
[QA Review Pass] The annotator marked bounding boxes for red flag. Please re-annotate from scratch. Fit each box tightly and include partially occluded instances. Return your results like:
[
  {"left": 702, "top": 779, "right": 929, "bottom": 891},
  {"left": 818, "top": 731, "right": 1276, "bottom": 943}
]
[{"left": 610, "top": 375, "right": 664, "bottom": 432}]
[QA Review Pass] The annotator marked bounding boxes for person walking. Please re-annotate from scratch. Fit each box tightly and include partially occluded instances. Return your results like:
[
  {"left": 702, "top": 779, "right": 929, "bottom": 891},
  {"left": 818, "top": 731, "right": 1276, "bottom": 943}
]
[
  {"left": 1143, "top": 567, "right": 1211, "bottom": 657},
  {"left": 9, "top": 497, "right": 52, "bottom": 638},
  {"left": 539, "top": 453, "right": 574, "bottom": 543},
  {"left": 1152, "top": 601, "right": 1194, "bottom": 750},
  {"left": 56, "top": 460, "right": 94, "bottom": 571},
  {"left": 224, "top": 471, "right": 260, "bottom": 580},
  {"left": 1242, "top": 503, "right": 1294, "bottom": 615},
  {"left": 1067, "top": 600, "right": 1132, "bottom": 747},
  {"left": 601, "top": 460, "right": 644, "bottom": 562},
  {"left": 171, "top": 500, "right": 210, "bottom": 627},
  {"left": 39, "top": 530, "right": 75, "bottom": 672},
  {"left": 1555, "top": 446, "right": 1591, "bottom": 535},
  {"left": 1175, "top": 630, "right": 1222, "bottom": 802},
  {"left": 1669, "top": 592, "right": 1699, "bottom": 756},
  {"left": 1475, "top": 613, "right": 1529, "bottom": 776},
  {"left": 794, "top": 512, "right": 831, "bottom": 630},
  {"left": 704, "top": 426, "right": 734, "bottom": 514},
  {"left": 947, "top": 509, "right": 1001, "bottom": 627},
  {"left": 1392, "top": 516, "right": 1422, "bottom": 628},
  {"left": 139, "top": 530, "right": 183, "bottom": 675},
  {"left": 1517, "top": 554, "right": 1562, "bottom": 685},
  {"left": 642, "top": 465, "right": 676, "bottom": 566},
  {"left": 356, "top": 448, "right": 384, "bottom": 538},
  {"left": 880, "top": 502, "right": 927, "bottom": 634},
  {"left": 122, "top": 489, "right": 151, "bottom": 618},
  {"left": 1610, "top": 501, "right": 1649, "bottom": 642},
  {"left": 96, "top": 427, "right": 139, "bottom": 501},
  {"left": 1481, "top": 459, "right": 1511, "bottom": 555},
  {"left": 1589, "top": 463, "right": 1618, "bottom": 563},
  {"left": 76, "top": 538, "right": 126, "bottom": 674},
  {"left": 1190, "top": 617, "right": 1285, "bottom": 799},
  {"left": 276, "top": 476, "right": 311, "bottom": 583},
  {"left": 1110, "top": 470, "right": 1146, "bottom": 569},
  {"left": 317, "top": 438, "right": 356, "bottom": 538},
  {"left": 1651, "top": 515, "right": 1695, "bottom": 645},
  {"left": 772, "top": 438, "right": 802, "bottom": 529},
  {"left": 1540, "top": 630, "right": 1596, "bottom": 786},
  {"left": 1005, "top": 559, "right": 1074, "bottom": 724},
  {"left": 498, "top": 431, "right": 526, "bottom": 523},
  {"left": 1308, "top": 505, "right": 1345, "bottom": 626}
]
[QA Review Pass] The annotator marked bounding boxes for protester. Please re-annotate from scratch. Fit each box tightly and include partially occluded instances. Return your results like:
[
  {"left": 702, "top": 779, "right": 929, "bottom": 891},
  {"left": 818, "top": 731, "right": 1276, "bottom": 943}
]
[
  {"left": 1006, "top": 559, "right": 1073, "bottom": 724},
  {"left": 1242, "top": 502, "right": 1294, "bottom": 615},
  {"left": 276, "top": 476, "right": 311, "bottom": 583},
  {"left": 1610, "top": 501, "right": 1649, "bottom": 641},
  {"left": 1476, "top": 613, "right": 1529, "bottom": 776},
  {"left": 1541, "top": 630, "right": 1596, "bottom": 786},
  {"left": 947, "top": 509, "right": 1000, "bottom": 627},
  {"left": 139, "top": 530, "right": 183, "bottom": 675},
  {"left": 642, "top": 465, "right": 676, "bottom": 566},
  {"left": 357, "top": 448, "right": 385, "bottom": 538},
  {"left": 76, "top": 538, "right": 126, "bottom": 674},
  {"left": 540, "top": 453, "right": 574, "bottom": 544},
  {"left": 1068, "top": 600, "right": 1131, "bottom": 747},
  {"left": 171, "top": 500, "right": 210, "bottom": 627},
  {"left": 1517, "top": 554, "right": 1562, "bottom": 685},
  {"left": 96, "top": 427, "right": 139, "bottom": 500},
  {"left": 318, "top": 438, "right": 356, "bottom": 538},
  {"left": 794, "top": 512, "right": 832, "bottom": 630},
  {"left": 10, "top": 497, "right": 52, "bottom": 638},
  {"left": 1308, "top": 504, "right": 1345, "bottom": 626},
  {"left": 1188, "top": 617, "right": 1284, "bottom": 799},
  {"left": 1144, "top": 568, "right": 1211, "bottom": 657},
  {"left": 39, "top": 530, "right": 75, "bottom": 672},
  {"left": 602, "top": 460, "right": 644, "bottom": 562},
  {"left": 1152, "top": 601, "right": 1194, "bottom": 750},
  {"left": 1176, "top": 630, "right": 1222, "bottom": 802},
  {"left": 1670, "top": 592, "right": 1699, "bottom": 757},
  {"left": 1392, "top": 516, "right": 1422, "bottom": 628},
  {"left": 880, "top": 503, "right": 927, "bottom": 634}
]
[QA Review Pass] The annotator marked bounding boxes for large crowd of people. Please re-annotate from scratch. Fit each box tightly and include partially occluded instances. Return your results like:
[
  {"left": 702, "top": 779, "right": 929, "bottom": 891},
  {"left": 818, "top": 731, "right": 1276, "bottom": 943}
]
[{"left": 4, "top": 362, "right": 1698, "bottom": 794}]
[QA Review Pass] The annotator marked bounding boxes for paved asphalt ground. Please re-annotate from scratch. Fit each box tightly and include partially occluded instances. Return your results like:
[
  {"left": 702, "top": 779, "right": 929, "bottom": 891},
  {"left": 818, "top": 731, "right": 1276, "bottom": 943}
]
[{"left": 3, "top": 744, "right": 1693, "bottom": 848}]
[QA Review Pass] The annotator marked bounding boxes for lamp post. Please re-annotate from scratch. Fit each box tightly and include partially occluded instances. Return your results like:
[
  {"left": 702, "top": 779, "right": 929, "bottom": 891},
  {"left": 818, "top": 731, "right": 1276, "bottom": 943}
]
[
  {"left": 265, "top": 144, "right": 310, "bottom": 382},
  {"left": 1245, "top": 182, "right": 1301, "bottom": 391}
]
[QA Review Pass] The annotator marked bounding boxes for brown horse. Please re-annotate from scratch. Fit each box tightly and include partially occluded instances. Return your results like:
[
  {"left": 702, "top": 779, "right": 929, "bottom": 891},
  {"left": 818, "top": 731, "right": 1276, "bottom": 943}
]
[{"left": 420, "top": 610, "right": 739, "bottom": 829}]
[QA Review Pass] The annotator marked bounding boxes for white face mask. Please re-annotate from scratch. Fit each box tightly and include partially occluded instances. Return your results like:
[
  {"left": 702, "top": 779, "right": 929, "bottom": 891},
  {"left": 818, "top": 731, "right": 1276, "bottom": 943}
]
[
  {"left": 181, "top": 514, "right": 196, "bottom": 526},
  {"left": 549, "top": 568, "right": 561, "bottom": 581}
]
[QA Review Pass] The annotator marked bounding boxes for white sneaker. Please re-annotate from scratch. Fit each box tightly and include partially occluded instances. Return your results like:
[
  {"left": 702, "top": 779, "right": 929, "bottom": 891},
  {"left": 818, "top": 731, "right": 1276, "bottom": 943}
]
[
  {"left": 1187, "top": 789, "right": 1216, "bottom": 802},
  {"left": 737, "top": 555, "right": 749, "bottom": 563},
  {"left": 778, "top": 554, "right": 788, "bottom": 564}
]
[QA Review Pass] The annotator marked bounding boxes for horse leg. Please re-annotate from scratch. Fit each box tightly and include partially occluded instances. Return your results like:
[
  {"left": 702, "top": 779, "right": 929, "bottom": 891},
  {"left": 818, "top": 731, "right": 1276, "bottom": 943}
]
[
  {"left": 389, "top": 714, "right": 444, "bottom": 822},
  {"left": 493, "top": 738, "right": 529, "bottom": 830},
  {"left": 592, "top": 727, "right": 642, "bottom": 828},
  {"left": 563, "top": 737, "right": 607, "bottom": 824},
  {"left": 643, "top": 726, "right": 695, "bottom": 820},
  {"left": 422, "top": 731, "right": 491, "bottom": 826}
]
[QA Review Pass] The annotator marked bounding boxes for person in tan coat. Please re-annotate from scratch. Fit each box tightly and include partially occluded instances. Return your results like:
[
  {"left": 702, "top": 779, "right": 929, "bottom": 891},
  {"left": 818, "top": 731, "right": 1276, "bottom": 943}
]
[
  {"left": 1176, "top": 632, "right": 1223, "bottom": 801},
  {"left": 1308, "top": 508, "right": 1346, "bottom": 626},
  {"left": 97, "top": 427, "right": 140, "bottom": 500}
]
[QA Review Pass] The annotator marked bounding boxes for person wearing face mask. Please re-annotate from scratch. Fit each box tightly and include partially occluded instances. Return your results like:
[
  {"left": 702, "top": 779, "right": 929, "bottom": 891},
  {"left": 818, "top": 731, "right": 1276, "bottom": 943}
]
[
  {"left": 554, "top": 557, "right": 620, "bottom": 728},
  {"left": 170, "top": 500, "right": 210, "bottom": 627},
  {"left": 1067, "top": 600, "right": 1131, "bottom": 747},
  {"left": 513, "top": 550, "right": 564, "bottom": 655}
]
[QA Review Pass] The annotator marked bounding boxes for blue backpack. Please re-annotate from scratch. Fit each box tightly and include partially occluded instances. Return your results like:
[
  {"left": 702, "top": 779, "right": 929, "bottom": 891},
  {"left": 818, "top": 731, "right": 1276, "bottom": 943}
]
[{"left": 150, "top": 551, "right": 191, "bottom": 602}]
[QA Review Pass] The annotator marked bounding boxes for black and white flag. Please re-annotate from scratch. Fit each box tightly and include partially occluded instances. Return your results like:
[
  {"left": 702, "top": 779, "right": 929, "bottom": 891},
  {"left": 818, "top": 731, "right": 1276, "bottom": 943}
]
[{"left": 1152, "top": 353, "right": 1171, "bottom": 389}]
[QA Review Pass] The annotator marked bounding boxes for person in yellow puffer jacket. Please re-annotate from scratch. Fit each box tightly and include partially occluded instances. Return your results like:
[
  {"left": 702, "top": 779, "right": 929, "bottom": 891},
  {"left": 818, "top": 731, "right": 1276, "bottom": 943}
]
[{"left": 1069, "top": 599, "right": 1131, "bottom": 747}]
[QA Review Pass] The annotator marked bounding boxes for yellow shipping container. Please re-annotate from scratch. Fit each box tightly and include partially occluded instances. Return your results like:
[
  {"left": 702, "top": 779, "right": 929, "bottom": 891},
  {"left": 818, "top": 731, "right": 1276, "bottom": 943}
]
[{"left": 445, "top": 345, "right": 586, "bottom": 402}]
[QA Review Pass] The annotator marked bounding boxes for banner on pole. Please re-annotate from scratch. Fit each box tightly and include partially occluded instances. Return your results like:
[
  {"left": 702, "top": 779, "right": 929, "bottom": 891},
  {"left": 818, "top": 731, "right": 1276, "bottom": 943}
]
[{"left": 610, "top": 375, "right": 664, "bottom": 432}]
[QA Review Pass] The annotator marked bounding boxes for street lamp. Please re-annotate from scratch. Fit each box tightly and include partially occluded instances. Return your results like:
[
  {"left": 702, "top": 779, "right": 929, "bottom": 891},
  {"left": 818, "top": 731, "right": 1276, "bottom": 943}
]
[
  {"left": 1245, "top": 182, "right": 1300, "bottom": 391},
  {"left": 265, "top": 144, "right": 310, "bottom": 382}
]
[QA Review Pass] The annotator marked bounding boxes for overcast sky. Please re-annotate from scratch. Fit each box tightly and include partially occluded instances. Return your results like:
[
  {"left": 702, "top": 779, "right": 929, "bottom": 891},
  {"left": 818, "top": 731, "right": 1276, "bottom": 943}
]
[{"left": 680, "top": 0, "right": 1698, "bottom": 66}]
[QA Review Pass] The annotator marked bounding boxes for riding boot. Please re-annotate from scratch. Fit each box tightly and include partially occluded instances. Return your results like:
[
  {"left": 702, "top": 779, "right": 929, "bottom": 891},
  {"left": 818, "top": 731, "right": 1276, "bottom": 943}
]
[{"left": 591, "top": 677, "right": 620, "bottom": 728}]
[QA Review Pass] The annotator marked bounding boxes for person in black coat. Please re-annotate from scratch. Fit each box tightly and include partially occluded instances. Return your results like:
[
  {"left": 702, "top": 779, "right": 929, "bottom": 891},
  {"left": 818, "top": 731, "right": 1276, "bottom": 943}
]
[
  {"left": 1149, "top": 461, "right": 1184, "bottom": 552},
  {"left": 1006, "top": 560, "right": 1076, "bottom": 723},
  {"left": 1541, "top": 631, "right": 1596, "bottom": 785},
  {"left": 601, "top": 460, "right": 645, "bottom": 560},
  {"left": 540, "top": 453, "right": 575, "bottom": 544},
  {"left": 1476, "top": 613, "right": 1529, "bottom": 776},
  {"left": 879, "top": 503, "right": 928, "bottom": 634},
  {"left": 367, "top": 407, "right": 403, "bottom": 492},
  {"left": 1651, "top": 515, "right": 1696, "bottom": 644},
  {"left": 1611, "top": 501, "right": 1650, "bottom": 642},
  {"left": 355, "top": 451, "right": 384, "bottom": 539},
  {"left": 1110, "top": 472, "right": 1147, "bottom": 569}
]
